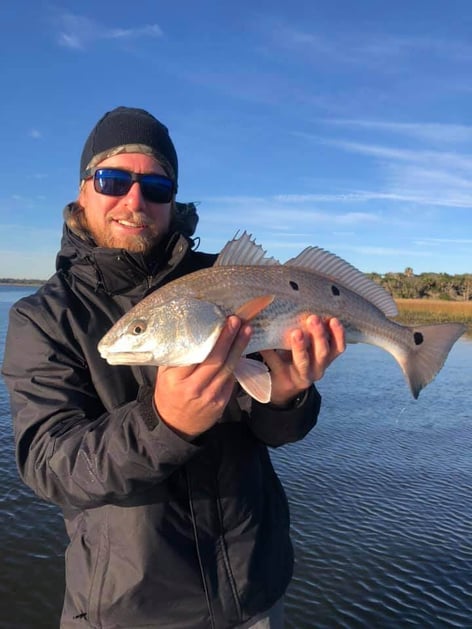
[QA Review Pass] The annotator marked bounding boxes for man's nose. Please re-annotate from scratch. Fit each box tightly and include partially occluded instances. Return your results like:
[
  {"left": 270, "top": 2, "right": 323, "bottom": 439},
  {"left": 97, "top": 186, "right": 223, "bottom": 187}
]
[{"left": 123, "top": 182, "right": 145, "bottom": 209}]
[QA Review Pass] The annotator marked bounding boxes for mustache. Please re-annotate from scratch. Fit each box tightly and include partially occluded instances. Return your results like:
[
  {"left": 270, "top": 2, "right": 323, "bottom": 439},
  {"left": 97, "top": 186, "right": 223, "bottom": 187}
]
[{"left": 111, "top": 213, "right": 154, "bottom": 226}]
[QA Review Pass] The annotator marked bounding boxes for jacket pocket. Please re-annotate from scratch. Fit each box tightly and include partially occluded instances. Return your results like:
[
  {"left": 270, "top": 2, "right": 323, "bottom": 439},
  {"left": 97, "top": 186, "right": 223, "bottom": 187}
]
[
  {"left": 86, "top": 507, "right": 110, "bottom": 627},
  {"left": 64, "top": 508, "right": 110, "bottom": 628}
]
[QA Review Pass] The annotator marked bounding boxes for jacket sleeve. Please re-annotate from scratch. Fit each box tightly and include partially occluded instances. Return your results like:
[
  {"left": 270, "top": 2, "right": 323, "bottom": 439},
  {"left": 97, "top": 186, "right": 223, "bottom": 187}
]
[
  {"left": 2, "top": 303, "right": 201, "bottom": 511},
  {"left": 246, "top": 385, "right": 321, "bottom": 448}
]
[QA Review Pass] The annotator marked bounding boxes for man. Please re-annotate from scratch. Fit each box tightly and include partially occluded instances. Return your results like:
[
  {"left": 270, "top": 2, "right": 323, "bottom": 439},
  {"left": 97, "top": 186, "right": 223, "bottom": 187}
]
[{"left": 2, "top": 107, "right": 345, "bottom": 628}]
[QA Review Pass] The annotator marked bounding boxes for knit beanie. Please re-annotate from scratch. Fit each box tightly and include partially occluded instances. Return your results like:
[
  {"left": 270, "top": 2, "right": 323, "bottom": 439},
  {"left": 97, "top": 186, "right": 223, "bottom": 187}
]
[{"left": 79, "top": 107, "right": 178, "bottom": 187}]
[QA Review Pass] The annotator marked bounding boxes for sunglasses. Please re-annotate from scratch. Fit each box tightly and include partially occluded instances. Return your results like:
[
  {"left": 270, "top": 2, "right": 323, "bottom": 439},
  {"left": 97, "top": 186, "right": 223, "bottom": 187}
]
[{"left": 83, "top": 168, "right": 174, "bottom": 204}]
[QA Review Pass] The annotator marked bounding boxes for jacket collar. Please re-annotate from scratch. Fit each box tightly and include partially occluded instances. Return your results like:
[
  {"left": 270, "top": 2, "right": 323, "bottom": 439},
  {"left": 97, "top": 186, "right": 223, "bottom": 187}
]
[{"left": 56, "top": 205, "right": 191, "bottom": 295}]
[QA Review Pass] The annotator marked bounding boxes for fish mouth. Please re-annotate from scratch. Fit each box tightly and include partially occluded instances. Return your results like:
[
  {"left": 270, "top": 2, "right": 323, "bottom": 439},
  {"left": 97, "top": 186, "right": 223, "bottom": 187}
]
[{"left": 99, "top": 350, "right": 155, "bottom": 365}]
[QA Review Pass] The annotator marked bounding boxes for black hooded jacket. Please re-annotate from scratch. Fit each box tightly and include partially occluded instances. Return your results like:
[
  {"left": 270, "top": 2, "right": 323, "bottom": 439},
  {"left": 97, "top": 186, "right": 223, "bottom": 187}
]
[{"left": 2, "top": 222, "right": 321, "bottom": 629}]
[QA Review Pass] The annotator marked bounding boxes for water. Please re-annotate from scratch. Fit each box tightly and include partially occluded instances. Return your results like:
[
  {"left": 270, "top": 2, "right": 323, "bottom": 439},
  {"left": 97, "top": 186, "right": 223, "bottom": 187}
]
[{"left": 0, "top": 285, "right": 471, "bottom": 628}]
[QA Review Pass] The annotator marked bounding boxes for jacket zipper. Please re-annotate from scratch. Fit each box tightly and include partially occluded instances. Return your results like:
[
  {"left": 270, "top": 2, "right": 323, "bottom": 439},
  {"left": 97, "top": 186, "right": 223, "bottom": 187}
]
[
  {"left": 186, "top": 469, "right": 216, "bottom": 629},
  {"left": 215, "top": 489, "right": 243, "bottom": 622}
]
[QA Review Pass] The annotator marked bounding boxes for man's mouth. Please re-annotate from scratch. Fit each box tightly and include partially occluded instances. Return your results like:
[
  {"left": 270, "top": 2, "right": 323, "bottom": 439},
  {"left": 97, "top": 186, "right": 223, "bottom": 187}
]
[{"left": 115, "top": 219, "right": 150, "bottom": 228}]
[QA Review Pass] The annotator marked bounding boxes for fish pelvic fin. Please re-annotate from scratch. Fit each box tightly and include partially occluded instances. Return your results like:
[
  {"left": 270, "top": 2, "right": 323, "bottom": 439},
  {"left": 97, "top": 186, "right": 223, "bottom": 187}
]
[
  {"left": 234, "top": 357, "right": 272, "bottom": 403},
  {"left": 397, "top": 323, "right": 466, "bottom": 398},
  {"left": 235, "top": 295, "right": 275, "bottom": 322}
]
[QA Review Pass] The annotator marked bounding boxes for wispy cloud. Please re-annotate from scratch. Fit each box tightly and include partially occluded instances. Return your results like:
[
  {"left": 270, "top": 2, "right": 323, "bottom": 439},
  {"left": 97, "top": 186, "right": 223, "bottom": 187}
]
[
  {"left": 211, "top": 188, "right": 472, "bottom": 208},
  {"left": 340, "top": 245, "right": 431, "bottom": 258},
  {"left": 205, "top": 196, "right": 382, "bottom": 224},
  {"left": 55, "top": 13, "right": 163, "bottom": 50},
  {"left": 296, "top": 131, "right": 472, "bottom": 209},
  {"left": 307, "top": 136, "right": 472, "bottom": 171},
  {"left": 199, "top": 197, "right": 408, "bottom": 238},
  {"left": 414, "top": 237, "right": 472, "bottom": 245},
  {"left": 257, "top": 19, "right": 472, "bottom": 69},
  {"left": 29, "top": 129, "right": 42, "bottom": 139},
  {"left": 272, "top": 192, "right": 421, "bottom": 205},
  {"left": 322, "top": 119, "right": 472, "bottom": 144}
]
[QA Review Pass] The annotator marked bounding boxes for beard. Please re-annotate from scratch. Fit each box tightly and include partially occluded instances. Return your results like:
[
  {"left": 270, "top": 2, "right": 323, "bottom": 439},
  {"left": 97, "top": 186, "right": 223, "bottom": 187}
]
[
  {"left": 95, "top": 224, "right": 158, "bottom": 253},
  {"left": 75, "top": 208, "right": 167, "bottom": 254}
]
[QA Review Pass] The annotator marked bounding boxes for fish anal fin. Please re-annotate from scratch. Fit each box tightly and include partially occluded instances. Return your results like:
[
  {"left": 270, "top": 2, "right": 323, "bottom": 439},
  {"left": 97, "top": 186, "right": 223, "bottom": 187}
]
[
  {"left": 235, "top": 295, "right": 275, "bottom": 322},
  {"left": 234, "top": 357, "right": 272, "bottom": 403}
]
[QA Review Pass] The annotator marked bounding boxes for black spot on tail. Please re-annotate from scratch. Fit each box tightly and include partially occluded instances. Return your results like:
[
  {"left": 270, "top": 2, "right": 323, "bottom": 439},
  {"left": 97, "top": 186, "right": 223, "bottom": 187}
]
[
  {"left": 414, "top": 331, "right": 424, "bottom": 346},
  {"left": 289, "top": 281, "right": 299, "bottom": 291},
  {"left": 331, "top": 285, "right": 340, "bottom": 296}
]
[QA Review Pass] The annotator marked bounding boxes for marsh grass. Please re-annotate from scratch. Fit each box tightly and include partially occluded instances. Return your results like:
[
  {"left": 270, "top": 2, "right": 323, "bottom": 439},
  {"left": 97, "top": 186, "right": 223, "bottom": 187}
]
[{"left": 395, "top": 299, "right": 472, "bottom": 334}]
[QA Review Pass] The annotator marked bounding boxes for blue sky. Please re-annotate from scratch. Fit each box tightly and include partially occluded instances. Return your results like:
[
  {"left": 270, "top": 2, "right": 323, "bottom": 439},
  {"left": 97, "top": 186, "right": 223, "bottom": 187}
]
[{"left": 1, "top": 0, "right": 471, "bottom": 279}]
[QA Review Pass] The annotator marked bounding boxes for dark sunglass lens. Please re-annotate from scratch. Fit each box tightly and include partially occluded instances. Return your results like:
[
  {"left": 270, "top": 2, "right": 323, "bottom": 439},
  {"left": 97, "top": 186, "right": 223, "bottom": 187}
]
[
  {"left": 93, "top": 169, "right": 173, "bottom": 202},
  {"left": 95, "top": 170, "right": 132, "bottom": 196},
  {"left": 141, "top": 176, "right": 174, "bottom": 203}
]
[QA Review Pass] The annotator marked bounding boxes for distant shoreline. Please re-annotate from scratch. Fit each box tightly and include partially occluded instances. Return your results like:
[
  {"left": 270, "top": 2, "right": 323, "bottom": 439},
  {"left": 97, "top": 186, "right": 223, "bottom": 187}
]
[{"left": 0, "top": 281, "right": 45, "bottom": 287}]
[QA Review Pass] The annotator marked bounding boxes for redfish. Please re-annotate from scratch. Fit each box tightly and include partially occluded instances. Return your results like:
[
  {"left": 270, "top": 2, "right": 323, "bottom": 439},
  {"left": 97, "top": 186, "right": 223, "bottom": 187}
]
[{"left": 98, "top": 232, "right": 466, "bottom": 402}]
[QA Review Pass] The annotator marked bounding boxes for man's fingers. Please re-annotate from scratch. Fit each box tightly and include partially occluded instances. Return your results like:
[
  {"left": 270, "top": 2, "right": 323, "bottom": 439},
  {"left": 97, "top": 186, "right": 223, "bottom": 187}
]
[
  {"left": 188, "top": 316, "right": 252, "bottom": 393},
  {"left": 196, "top": 316, "right": 241, "bottom": 371},
  {"left": 259, "top": 348, "right": 286, "bottom": 374},
  {"left": 327, "top": 317, "right": 346, "bottom": 357},
  {"left": 223, "top": 323, "right": 252, "bottom": 373},
  {"left": 306, "top": 315, "right": 330, "bottom": 362},
  {"left": 288, "top": 328, "right": 311, "bottom": 379}
]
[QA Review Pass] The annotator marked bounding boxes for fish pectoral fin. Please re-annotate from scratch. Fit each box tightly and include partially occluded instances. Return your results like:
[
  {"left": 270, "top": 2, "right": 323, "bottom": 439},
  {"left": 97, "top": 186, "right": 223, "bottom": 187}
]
[
  {"left": 233, "top": 358, "right": 272, "bottom": 403},
  {"left": 235, "top": 295, "right": 275, "bottom": 322}
]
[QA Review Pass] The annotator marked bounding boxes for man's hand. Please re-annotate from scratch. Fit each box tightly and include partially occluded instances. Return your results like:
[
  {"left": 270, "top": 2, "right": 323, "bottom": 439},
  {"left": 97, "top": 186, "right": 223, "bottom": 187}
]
[
  {"left": 154, "top": 314, "right": 345, "bottom": 437},
  {"left": 153, "top": 316, "right": 251, "bottom": 439},
  {"left": 260, "top": 316, "right": 345, "bottom": 407}
]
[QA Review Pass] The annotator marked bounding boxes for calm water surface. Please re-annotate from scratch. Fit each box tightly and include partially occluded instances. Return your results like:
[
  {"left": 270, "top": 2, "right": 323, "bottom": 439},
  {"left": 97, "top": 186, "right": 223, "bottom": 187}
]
[{"left": 0, "top": 286, "right": 471, "bottom": 628}]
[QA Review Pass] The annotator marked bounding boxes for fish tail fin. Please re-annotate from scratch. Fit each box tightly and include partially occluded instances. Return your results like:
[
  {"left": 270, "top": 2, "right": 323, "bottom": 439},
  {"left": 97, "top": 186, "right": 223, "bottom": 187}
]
[
  {"left": 397, "top": 323, "right": 466, "bottom": 399},
  {"left": 233, "top": 357, "right": 272, "bottom": 403}
]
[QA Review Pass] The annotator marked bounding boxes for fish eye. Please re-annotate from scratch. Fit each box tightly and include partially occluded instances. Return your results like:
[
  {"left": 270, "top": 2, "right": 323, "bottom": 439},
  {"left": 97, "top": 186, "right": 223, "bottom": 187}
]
[{"left": 128, "top": 319, "right": 147, "bottom": 336}]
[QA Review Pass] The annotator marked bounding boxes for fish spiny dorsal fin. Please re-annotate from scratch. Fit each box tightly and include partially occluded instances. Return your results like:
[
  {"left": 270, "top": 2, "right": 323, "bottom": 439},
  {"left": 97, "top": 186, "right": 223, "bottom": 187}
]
[
  {"left": 215, "top": 231, "right": 280, "bottom": 266},
  {"left": 286, "top": 247, "right": 398, "bottom": 317}
]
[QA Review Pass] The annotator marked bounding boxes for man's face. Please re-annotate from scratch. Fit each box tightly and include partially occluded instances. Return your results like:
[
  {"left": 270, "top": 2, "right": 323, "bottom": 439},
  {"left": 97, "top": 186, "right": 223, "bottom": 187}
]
[{"left": 78, "top": 152, "right": 173, "bottom": 252}]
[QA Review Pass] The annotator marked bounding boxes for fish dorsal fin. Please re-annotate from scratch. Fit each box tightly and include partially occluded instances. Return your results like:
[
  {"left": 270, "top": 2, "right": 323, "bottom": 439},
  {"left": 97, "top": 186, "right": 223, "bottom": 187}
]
[
  {"left": 286, "top": 247, "right": 398, "bottom": 317},
  {"left": 215, "top": 231, "right": 280, "bottom": 266}
]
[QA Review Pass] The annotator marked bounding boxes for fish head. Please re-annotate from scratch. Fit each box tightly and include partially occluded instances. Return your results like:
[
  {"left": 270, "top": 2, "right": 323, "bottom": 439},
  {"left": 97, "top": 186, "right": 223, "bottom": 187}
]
[{"left": 98, "top": 296, "right": 227, "bottom": 367}]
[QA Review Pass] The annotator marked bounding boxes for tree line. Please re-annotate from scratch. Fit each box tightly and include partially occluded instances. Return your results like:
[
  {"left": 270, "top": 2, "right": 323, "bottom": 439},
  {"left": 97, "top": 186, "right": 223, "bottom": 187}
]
[{"left": 367, "top": 269, "right": 472, "bottom": 301}]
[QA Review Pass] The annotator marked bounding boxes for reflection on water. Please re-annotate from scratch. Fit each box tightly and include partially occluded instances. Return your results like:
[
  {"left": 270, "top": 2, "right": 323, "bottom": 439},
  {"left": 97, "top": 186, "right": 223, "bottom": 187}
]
[{"left": 1, "top": 286, "right": 471, "bottom": 628}]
